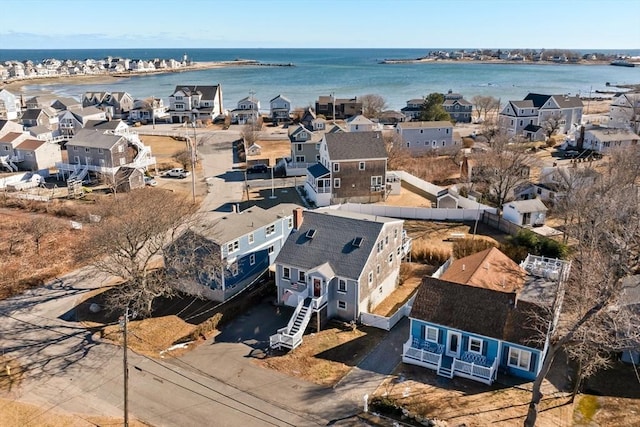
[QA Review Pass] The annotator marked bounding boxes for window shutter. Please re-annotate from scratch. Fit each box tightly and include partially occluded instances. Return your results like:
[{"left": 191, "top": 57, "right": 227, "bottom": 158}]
[
  {"left": 529, "top": 351, "right": 538, "bottom": 372},
  {"left": 420, "top": 325, "right": 426, "bottom": 340}
]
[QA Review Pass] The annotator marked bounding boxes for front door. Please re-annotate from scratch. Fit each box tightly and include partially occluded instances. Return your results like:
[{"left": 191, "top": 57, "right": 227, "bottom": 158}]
[
  {"left": 313, "top": 278, "right": 322, "bottom": 297},
  {"left": 446, "top": 331, "right": 462, "bottom": 358}
]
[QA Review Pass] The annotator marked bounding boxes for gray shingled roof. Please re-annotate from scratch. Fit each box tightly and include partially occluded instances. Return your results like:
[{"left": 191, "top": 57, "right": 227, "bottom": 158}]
[
  {"left": 86, "top": 119, "right": 126, "bottom": 130},
  {"left": 398, "top": 121, "right": 452, "bottom": 129},
  {"left": 196, "top": 203, "right": 301, "bottom": 244},
  {"left": 66, "top": 129, "right": 125, "bottom": 150},
  {"left": 324, "top": 131, "right": 386, "bottom": 161},
  {"left": 275, "top": 210, "right": 386, "bottom": 280}
]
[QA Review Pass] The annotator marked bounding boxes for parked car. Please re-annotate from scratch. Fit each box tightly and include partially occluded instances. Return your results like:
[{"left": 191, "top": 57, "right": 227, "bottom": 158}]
[
  {"left": 164, "top": 168, "right": 190, "bottom": 178},
  {"left": 144, "top": 176, "right": 158, "bottom": 186},
  {"left": 247, "top": 164, "right": 269, "bottom": 174}
]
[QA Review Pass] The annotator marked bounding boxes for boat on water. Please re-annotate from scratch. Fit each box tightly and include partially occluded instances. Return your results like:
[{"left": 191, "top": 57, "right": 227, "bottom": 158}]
[{"left": 610, "top": 59, "right": 636, "bottom": 68}]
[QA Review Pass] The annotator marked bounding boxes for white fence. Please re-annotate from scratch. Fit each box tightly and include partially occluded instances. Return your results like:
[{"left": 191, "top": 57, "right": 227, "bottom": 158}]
[
  {"left": 336, "top": 203, "right": 495, "bottom": 221},
  {"left": 431, "top": 258, "right": 453, "bottom": 279},
  {"left": 360, "top": 294, "right": 417, "bottom": 331},
  {"left": 396, "top": 170, "right": 444, "bottom": 198}
]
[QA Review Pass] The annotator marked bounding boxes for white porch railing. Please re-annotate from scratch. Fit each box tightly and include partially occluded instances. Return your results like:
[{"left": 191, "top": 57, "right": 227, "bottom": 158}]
[
  {"left": 402, "top": 338, "right": 442, "bottom": 369},
  {"left": 452, "top": 355, "right": 498, "bottom": 385},
  {"left": 269, "top": 297, "right": 313, "bottom": 351},
  {"left": 311, "top": 294, "right": 327, "bottom": 310}
]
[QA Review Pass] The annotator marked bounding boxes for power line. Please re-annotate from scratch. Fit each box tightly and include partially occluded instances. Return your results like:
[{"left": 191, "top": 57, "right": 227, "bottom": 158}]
[{"left": 126, "top": 319, "right": 324, "bottom": 425}]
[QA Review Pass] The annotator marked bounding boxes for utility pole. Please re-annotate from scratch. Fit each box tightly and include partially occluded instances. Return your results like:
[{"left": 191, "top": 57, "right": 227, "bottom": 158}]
[
  {"left": 191, "top": 122, "right": 197, "bottom": 204},
  {"left": 120, "top": 307, "right": 130, "bottom": 427},
  {"left": 152, "top": 95, "right": 156, "bottom": 130}
]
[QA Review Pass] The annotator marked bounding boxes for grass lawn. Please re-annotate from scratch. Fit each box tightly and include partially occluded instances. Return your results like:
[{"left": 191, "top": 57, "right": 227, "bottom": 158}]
[{"left": 258, "top": 324, "right": 385, "bottom": 386}]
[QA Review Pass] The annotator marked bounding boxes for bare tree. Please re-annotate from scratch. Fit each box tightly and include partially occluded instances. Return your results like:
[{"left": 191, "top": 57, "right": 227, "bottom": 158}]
[
  {"left": 23, "top": 216, "right": 56, "bottom": 254},
  {"left": 524, "top": 147, "right": 640, "bottom": 426},
  {"left": 241, "top": 120, "right": 262, "bottom": 147},
  {"left": 471, "top": 95, "right": 501, "bottom": 122},
  {"left": 172, "top": 149, "right": 192, "bottom": 170},
  {"left": 541, "top": 112, "right": 564, "bottom": 140},
  {"left": 86, "top": 190, "right": 199, "bottom": 318},
  {"left": 473, "top": 134, "right": 534, "bottom": 210},
  {"left": 360, "top": 94, "right": 388, "bottom": 119},
  {"left": 480, "top": 120, "right": 502, "bottom": 145}
]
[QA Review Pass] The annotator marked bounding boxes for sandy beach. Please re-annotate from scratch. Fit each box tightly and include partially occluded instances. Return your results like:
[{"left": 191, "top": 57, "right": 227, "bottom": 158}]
[{"left": 0, "top": 59, "right": 289, "bottom": 92}]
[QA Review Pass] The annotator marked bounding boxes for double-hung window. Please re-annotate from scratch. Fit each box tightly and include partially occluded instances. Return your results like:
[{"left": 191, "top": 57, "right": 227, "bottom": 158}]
[{"left": 508, "top": 347, "right": 531, "bottom": 370}]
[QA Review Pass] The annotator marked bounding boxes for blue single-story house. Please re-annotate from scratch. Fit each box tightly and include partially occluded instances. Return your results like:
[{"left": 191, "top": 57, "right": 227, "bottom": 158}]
[{"left": 403, "top": 248, "right": 570, "bottom": 385}]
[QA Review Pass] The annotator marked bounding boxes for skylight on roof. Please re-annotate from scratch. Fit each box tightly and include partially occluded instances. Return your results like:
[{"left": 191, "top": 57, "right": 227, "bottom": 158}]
[
  {"left": 352, "top": 237, "right": 364, "bottom": 247},
  {"left": 306, "top": 229, "right": 317, "bottom": 239}
]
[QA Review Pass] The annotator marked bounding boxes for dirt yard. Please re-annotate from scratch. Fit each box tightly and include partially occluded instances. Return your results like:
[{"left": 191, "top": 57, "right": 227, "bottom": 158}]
[
  {"left": 246, "top": 139, "right": 291, "bottom": 167},
  {"left": 374, "top": 364, "right": 575, "bottom": 426},
  {"left": 372, "top": 263, "right": 433, "bottom": 317},
  {"left": 258, "top": 324, "right": 385, "bottom": 386}
]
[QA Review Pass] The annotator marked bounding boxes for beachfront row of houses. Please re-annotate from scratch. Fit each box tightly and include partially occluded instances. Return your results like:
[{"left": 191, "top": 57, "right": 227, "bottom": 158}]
[{"left": 0, "top": 55, "right": 192, "bottom": 81}]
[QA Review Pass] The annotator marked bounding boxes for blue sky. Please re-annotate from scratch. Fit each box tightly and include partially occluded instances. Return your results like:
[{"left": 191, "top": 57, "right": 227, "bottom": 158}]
[{"left": 2, "top": 0, "right": 638, "bottom": 49}]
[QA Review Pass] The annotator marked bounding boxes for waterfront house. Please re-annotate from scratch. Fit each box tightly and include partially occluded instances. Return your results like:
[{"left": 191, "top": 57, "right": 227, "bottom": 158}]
[
  {"left": 502, "top": 199, "right": 548, "bottom": 226},
  {"left": 0, "top": 89, "right": 21, "bottom": 120},
  {"left": 166, "top": 204, "right": 299, "bottom": 303},
  {"left": 499, "top": 93, "right": 583, "bottom": 139},
  {"left": 608, "top": 93, "right": 640, "bottom": 132},
  {"left": 442, "top": 91, "right": 473, "bottom": 123},
  {"left": 315, "top": 96, "right": 363, "bottom": 119},
  {"left": 400, "top": 98, "right": 424, "bottom": 120},
  {"left": 582, "top": 126, "right": 640, "bottom": 153},
  {"left": 231, "top": 95, "right": 260, "bottom": 124},
  {"left": 403, "top": 248, "right": 570, "bottom": 384},
  {"left": 378, "top": 110, "right": 407, "bottom": 125},
  {"left": 25, "top": 96, "right": 47, "bottom": 110},
  {"left": 14, "top": 138, "right": 62, "bottom": 171},
  {"left": 304, "top": 131, "right": 387, "bottom": 206},
  {"left": 50, "top": 97, "right": 82, "bottom": 112},
  {"left": 269, "top": 94, "right": 291, "bottom": 123},
  {"left": 83, "top": 91, "right": 134, "bottom": 120},
  {"left": 168, "top": 85, "right": 224, "bottom": 124},
  {"left": 270, "top": 208, "right": 411, "bottom": 350},
  {"left": 396, "top": 121, "right": 457, "bottom": 152}
]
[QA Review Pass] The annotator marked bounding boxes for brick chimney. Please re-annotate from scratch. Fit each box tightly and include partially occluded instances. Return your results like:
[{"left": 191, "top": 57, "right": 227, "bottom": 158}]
[{"left": 293, "top": 207, "right": 304, "bottom": 230}]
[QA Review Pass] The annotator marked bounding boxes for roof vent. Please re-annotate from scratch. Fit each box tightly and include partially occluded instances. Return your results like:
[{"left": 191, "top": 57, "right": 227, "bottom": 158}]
[
  {"left": 352, "top": 237, "right": 364, "bottom": 247},
  {"left": 306, "top": 229, "right": 317, "bottom": 239}
]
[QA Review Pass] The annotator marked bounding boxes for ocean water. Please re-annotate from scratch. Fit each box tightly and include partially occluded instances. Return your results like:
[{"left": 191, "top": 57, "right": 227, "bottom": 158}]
[{"left": 3, "top": 48, "right": 639, "bottom": 111}]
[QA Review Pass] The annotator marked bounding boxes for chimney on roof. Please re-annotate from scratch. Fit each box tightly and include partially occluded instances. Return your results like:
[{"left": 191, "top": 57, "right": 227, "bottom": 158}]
[{"left": 293, "top": 207, "right": 304, "bottom": 230}]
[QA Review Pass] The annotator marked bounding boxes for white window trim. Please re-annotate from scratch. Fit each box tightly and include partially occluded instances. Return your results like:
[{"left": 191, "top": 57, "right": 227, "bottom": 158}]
[
  {"left": 468, "top": 337, "right": 483, "bottom": 354},
  {"left": 425, "top": 326, "right": 439, "bottom": 343},
  {"left": 359, "top": 161, "right": 365, "bottom": 170},
  {"left": 507, "top": 347, "right": 531, "bottom": 371},
  {"left": 333, "top": 163, "right": 340, "bottom": 172},
  {"left": 249, "top": 254, "right": 255, "bottom": 266},
  {"left": 337, "top": 300, "right": 347, "bottom": 310},
  {"left": 248, "top": 233, "right": 254, "bottom": 244},
  {"left": 227, "top": 240, "right": 239, "bottom": 254},
  {"left": 368, "top": 271, "right": 373, "bottom": 284},
  {"left": 338, "top": 279, "right": 347, "bottom": 293},
  {"left": 283, "top": 267, "right": 290, "bottom": 280},
  {"left": 334, "top": 178, "right": 341, "bottom": 188}
]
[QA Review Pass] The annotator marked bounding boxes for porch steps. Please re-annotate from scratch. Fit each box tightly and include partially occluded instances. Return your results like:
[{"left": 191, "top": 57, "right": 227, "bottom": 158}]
[
  {"left": 437, "top": 366, "right": 454, "bottom": 378},
  {"left": 289, "top": 298, "right": 312, "bottom": 335}
]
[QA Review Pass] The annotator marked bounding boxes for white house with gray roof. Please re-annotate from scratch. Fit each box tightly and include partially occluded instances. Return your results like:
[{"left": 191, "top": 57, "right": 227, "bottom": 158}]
[
  {"left": 499, "top": 93, "right": 583, "bottom": 139},
  {"left": 305, "top": 131, "right": 388, "bottom": 207},
  {"left": 168, "top": 85, "right": 223, "bottom": 124},
  {"left": 166, "top": 204, "right": 299, "bottom": 302},
  {"left": 270, "top": 208, "right": 412, "bottom": 350},
  {"left": 582, "top": 126, "right": 640, "bottom": 153}
]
